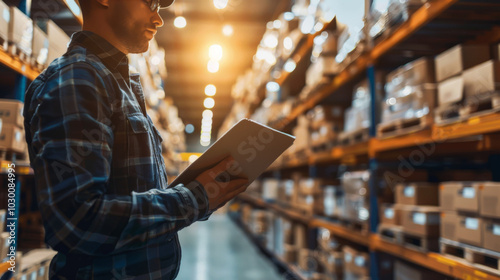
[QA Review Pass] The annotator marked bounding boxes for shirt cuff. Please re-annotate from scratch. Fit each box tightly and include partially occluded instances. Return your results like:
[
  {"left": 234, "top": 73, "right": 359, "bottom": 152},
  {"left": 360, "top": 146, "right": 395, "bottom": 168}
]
[{"left": 183, "top": 180, "right": 210, "bottom": 221}]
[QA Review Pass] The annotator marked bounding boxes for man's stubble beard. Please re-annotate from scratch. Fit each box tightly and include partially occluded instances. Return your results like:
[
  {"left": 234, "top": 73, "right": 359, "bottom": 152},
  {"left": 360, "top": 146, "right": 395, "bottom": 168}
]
[{"left": 111, "top": 15, "right": 150, "bottom": 54}]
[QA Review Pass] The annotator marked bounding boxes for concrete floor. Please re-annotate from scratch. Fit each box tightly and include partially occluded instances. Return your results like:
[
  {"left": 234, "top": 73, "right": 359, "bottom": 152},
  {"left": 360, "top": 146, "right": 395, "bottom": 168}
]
[{"left": 176, "top": 214, "right": 283, "bottom": 280}]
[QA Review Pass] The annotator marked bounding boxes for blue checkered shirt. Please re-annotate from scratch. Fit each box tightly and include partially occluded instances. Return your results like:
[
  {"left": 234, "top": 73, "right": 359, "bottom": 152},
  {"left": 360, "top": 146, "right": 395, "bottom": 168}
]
[{"left": 23, "top": 31, "right": 210, "bottom": 279}]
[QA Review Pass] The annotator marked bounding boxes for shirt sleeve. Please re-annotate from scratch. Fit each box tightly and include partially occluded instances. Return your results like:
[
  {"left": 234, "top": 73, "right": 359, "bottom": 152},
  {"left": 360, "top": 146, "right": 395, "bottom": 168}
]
[{"left": 25, "top": 62, "right": 209, "bottom": 256}]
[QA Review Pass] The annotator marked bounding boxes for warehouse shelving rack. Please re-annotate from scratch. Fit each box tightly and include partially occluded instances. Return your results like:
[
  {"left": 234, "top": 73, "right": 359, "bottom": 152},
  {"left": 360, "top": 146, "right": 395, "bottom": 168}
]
[{"left": 231, "top": 0, "right": 500, "bottom": 279}]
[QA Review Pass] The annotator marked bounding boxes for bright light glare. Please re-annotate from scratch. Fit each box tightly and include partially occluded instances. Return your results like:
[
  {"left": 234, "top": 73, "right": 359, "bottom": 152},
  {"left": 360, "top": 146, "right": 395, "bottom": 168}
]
[
  {"left": 207, "top": 60, "right": 219, "bottom": 73},
  {"left": 213, "top": 0, "right": 228, "bottom": 9},
  {"left": 201, "top": 124, "right": 212, "bottom": 131},
  {"left": 151, "top": 55, "right": 161, "bottom": 66},
  {"left": 222, "top": 24, "right": 233, "bottom": 36},
  {"left": 202, "top": 118, "right": 213, "bottom": 125},
  {"left": 284, "top": 37, "right": 293, "bottom": 50},
  {"left": 273, "top": 20, "right": 282, "bottom": 29},
  {"left": 202, "top": 109, "right": 213, "bottom": 119},
  {"left": 284, "top": 59, "right": 296, "bottom": 72},
  {"left": 201, "top": 140, "right": 210, "bottom": 147},
  {"left": 205, "top": 84, "right": 216, "bottom": 96},
  {"left": 188, "top": 155, "right": 199, "bottom": 164},
  {"left": 67, "top": 0, "right": 81, "bottom": 16},
  {"left": 266, "top": 81, "right": 280, "bottom": 92},
  {"left": 204, "top": 97, "right": 215, "bottom": 109},
  {"left": 263, "top": 34, "right": 278, "bottom": 48},
  {"left": 284, "top": 12, "right": 295, "bottom": 21},
  {"left": 209, "top": 44, "right": 223, "bottom": 61},
  {"left": 174, "top": 16, "right": 187, "bottom": 28}
]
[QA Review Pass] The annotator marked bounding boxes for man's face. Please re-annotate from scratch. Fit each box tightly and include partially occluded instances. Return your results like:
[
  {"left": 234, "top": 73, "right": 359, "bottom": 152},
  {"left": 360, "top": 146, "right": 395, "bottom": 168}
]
[{"left": 107, "top": 0, "right": 164, "bottom": 53}]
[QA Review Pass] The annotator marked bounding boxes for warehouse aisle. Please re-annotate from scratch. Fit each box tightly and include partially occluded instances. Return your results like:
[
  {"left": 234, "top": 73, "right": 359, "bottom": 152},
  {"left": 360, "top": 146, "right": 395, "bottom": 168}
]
[{"left": 176, "top": 214, "right": 282, "bottom": 280}]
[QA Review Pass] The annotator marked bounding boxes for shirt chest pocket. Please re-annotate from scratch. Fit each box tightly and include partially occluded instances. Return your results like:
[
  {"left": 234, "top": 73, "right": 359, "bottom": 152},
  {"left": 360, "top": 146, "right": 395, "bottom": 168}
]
[{"left": 126, "top": 112, "right": 156, "bottom": 184}]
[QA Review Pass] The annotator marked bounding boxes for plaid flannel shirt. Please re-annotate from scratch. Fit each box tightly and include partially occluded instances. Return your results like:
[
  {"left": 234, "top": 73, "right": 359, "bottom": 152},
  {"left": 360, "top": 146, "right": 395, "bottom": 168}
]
[{"left": 23, "top": 31, "right": 210, "bottom": 279}]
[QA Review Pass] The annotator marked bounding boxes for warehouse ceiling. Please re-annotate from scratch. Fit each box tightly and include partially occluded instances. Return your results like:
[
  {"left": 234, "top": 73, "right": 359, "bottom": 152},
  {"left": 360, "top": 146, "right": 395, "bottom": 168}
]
[{"left": 156, "top": 0, "right": 290, "bottom": 151}]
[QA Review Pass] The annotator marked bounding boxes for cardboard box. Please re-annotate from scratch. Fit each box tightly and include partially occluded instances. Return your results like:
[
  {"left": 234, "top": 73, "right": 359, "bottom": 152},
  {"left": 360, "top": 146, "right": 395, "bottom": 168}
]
[
  {"left": 0, "top": 209, "right": 5, "bottom": 232},
  {"left": 439, "top": 182, "right": 483, "bottom": 213},
  {"left": 437, "top": 75, "right": 464, "bottom": 106},
  {"left": 0, "top": 99, "right": 24, "bottom": 127},
  {"left": 309, "top": 105, "right": 344, "bottom": 125},
  {"left": 482, "top": 218, "right": 500, "bottom": 252},
  {"left": 0, "top": 123, "right": 24, "bottom": 153},
  {"left": 294, "top": 223, "right": 307, "bottom": 249},
  {"left": 298, "top": 249, "right": 318, "bottom": 272},
  {"left": 395, "top": 182, "right": 439, "bottom": 206},
  {"left": 494, "top": 43, "right": 500, "bottom": 60},
  {"left": 8, "top": 7, "right": 32, "bottom": 55},
  {"left": 0, "top": 1, "right": 9, "bottom": 41},
  {"left": 262, "top": 179, "right": 280, "bottom": 200},
  {"left": 463, "top": 60, "right": 500, "bottom": 99},
  {"left": 318, "top": 251, "right": 343, "bottom": 276},
  {"left": 435, "top": 44, "right": 490, "bottom": 82},
  {"left": 440, "top": 211, "right": 459, "bottom": 242},
  {"left": 299, "top": 178, "right": 322, "bottom": 195},
  {"left": 283, "top": 244, "right": 297, "bottom": 263},
  {"left": 381, "top": 204, "right": 402, "bottom": 226},
  {"left": 47, "top": 20, "right": 70, "bottom": 65},
  {"left": 386, "top": 57, "right": 435, "bottom": 95},
  {"left": 323, "top": 185, "right": 343, "bottom": 217},
  {"left": 341, "top": 170, "right": 370, "bottom": 195},
  {"left": 344, "top": 193, "right": 369, "bottom": 223},
  {"left": 480, "top": 182, "right": 500, "bottom": 218},
  {"left": 32, "top": 23, "right": 49, "bottom": 67},
  {"left": 456, "top": 214, "right": 482, "bottom": 247},
  {"left": 401, "top": 205, "right": 440, "bottom": 237}
]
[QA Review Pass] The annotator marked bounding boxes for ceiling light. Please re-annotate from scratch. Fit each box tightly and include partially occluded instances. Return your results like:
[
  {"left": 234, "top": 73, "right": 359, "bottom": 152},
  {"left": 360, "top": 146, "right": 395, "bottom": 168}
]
[
  {"left": 202, "top": 118, "right": 213, "bottom": 125},
  {"left": 185, "top": 124, "right": 195, "bottom": 134},
  {"left": 273, "top": 20, "right": 282, "bottom": 29},
  {"left": 222, "top": 24, "right": 233, "bottom": 36},
  {"left": 204, "top": 97, "right": 215, "bottom": 109},
  {"left": 213, "top": 0, "right": 228, "bottom": 9},
  {"left": 205, "top": 84, "right": 216, "bottom": 96},
  {"left": 263, "top": 34, "right": 278, "bottom": 48},
  {"left": 202, "top": 109, "right": 213, "bottom": 119},
  {"left": 201, "top": 124, "right": 212, "bottom": 131},
  {"left": 188, "top": 155, "right": 199, "bottom": 163},
  {"left": 201, "top": 140, "right": 210, "bottom": 147},
  {"left": 209, "top": 44, "right": 223, "bottom": 61},
  {"left": 283, "top": 37, "right": 293, "bottom": 50},
  {"left": 174, "top": 16, "right": 187, "bottom": 28},
  {"left": 207, "top": 60, "right": 219, "bottom": 73},
  {"left": 266, "top": 81, "right": 280, "bottom": 92},
  {"left": 284, "top": 12, "right": 295, "bottom": 21},
  {"left": 300, "top": 15, "right": 315, "bottom": 34},
  {"left": 284, "top": 59, "right": 296, "bottom": 72}
]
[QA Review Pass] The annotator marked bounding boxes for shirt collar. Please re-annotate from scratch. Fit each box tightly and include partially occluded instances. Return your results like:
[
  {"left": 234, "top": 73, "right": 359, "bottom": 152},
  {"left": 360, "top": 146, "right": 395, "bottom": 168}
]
[{"left": 69, "top": 31, "right": 129, "bottom": 79}]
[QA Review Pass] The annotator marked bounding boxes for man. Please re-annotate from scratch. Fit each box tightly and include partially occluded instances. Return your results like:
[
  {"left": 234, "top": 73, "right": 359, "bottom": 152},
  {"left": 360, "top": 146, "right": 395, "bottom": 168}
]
[{"left": 23, "top": 0, "right": 249, "bottom": 279}]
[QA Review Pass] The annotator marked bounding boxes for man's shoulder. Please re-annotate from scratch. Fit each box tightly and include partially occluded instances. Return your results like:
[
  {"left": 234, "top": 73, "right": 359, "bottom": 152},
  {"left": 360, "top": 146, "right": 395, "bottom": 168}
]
[{"left": 37, "top": 46, "right": 111, "bottom": 83}]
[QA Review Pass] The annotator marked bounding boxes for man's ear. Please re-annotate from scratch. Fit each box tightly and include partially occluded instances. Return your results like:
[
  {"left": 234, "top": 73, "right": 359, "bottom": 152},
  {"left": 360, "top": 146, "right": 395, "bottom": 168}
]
[{"left": 95, "top": 0, "right": 109, "bottom": 8}]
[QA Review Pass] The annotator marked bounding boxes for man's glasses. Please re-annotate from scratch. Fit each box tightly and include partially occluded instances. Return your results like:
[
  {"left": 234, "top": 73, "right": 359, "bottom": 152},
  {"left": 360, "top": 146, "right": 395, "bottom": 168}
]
[{"left": 146, "top": 0, "right": 175, "bottom": 11}]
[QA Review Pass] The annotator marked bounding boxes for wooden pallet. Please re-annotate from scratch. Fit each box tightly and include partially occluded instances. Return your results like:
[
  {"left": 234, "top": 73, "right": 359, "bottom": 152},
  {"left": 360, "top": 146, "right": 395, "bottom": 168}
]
[
  {"left": 435, "top": 103, "right": 462, "bottom": 126},
  {"left": 377, "top": 224, "right": 404, "bottom": 245},
  {"left": 0, "top": 35, "right": 7, "bottom": 52},
  {"left": 7, "top": 43, "right": 30, "bottom": 64},
  {"left": 402, "top": 232, "right": 439, "bottom": 252},
  {"left": 440, "top": 238, "right": 500, "bottom": 276},
  {"left": 339, "top": 218, "right": 369, "bottom": 235},
  {"left": 339, "top": 128, "right": 370, "bottom": 146},
  {"left": 310, "top": 138, "right": 336, "bottom": 154},
  {"left": 460, "top": 91, "right": 500, "bottom": 119},
  {"left": 377, "top": 115, "right": 432, "bottom": 139}
]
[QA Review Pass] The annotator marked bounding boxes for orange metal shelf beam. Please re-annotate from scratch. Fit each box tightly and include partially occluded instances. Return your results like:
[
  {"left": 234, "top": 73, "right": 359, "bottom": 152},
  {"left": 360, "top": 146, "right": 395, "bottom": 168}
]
[
  {"left": 60, "top": 0, "right": 84, "bottom": 25},
  {"left": 0, "top": 48, "right": 40, "bottom": 81}
]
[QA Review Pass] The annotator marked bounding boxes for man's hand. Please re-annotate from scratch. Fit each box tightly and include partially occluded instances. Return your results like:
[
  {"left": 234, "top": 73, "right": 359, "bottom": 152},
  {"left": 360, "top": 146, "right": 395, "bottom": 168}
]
[{"left": 195, "top": 156, "right": 249, "bottom": 211}]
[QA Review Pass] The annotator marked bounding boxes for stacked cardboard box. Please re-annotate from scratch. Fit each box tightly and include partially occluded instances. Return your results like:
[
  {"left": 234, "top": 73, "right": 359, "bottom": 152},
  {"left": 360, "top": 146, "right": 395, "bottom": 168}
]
[
  {"left": 0, "top": 99, "right": 26, "bottom": 154},
  {"left": 434, "top": 44, "right": 491, "bottom": 124},
  {"left": 46, "top": 20, "right": 70, "bottom": 66},
  {"left": 32, "top": 23, "right": 49, "bottom": 68},
  {"left": 316, "top": 228, "right": 343, "bottom": 279},
  {"left": 394, "top": 260, "right": 447, "bottom": 280},
  {"left": 12, "top": 248, "right": 56, "bottom": 280},
  {"left": 440, "top": 182, "right": 500, "bottom": 252},
  {"left": 378, "top": 57, "right": 436, "bottom": 138},
  {"left": 8, "top": 6, "right": 32, "bottom": 61},
  {"left": 340, "top": 171, "right": 370, "bottom": 224},
  {"left": 342, "top": 246, "right": 370, "bottom": 279},
  {"left": 0, "top": 1, "right": 9, "bottom": 49},
  {"left": 308, "top": 105, "right": 344, "bottom": 149}
]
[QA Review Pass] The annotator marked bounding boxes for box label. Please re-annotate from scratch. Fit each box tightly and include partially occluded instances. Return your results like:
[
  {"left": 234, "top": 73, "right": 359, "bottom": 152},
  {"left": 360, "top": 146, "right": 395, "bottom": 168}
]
[
  {"left": 462, "top": 187, "right": 476, "bottom": 199},
  {"left": 2, "top": 9, "right": 9, "bottom": 23},
  {"left": 493, "top": 224, "right": 500, "bottom": 236},
  {"left": 30, "top": 271, "right": 37, "bottom": 280},
  {"left": 355, "top": 256, "right": 366, "bottom": 267},
  {"left": 413, "top": 213, "right": 426, "bottom": 225},
  {"left": 384, "top": 208, "right": 394, "bottom": 219},
  {"left": 404, "top": 186, "right": 415, "bottom": 197},
  {"left": 39, "top": 267, "right": 45, "bottom": 277},
  {"left": 465, "top": 218, "right": 479, "bottom": 230}
]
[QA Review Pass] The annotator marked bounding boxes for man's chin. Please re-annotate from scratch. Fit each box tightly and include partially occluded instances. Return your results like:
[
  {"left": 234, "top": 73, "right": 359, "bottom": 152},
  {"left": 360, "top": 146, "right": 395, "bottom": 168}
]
[{"left": 128, "top": 42, "right": 150, "bottom": 54}]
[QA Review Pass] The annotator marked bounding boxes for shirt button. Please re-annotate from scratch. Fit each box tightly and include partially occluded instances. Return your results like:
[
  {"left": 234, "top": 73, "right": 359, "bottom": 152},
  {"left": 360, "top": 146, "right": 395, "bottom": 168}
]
[{"left": 167, "top": 237, "right": 172, "bottom": 242}]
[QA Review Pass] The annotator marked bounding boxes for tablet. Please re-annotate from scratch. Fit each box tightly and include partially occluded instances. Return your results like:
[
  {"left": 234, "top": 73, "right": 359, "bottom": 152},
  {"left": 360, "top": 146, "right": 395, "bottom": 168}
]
[{"left": 168, "top": 118, "right": 295, "bottom": 187}]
